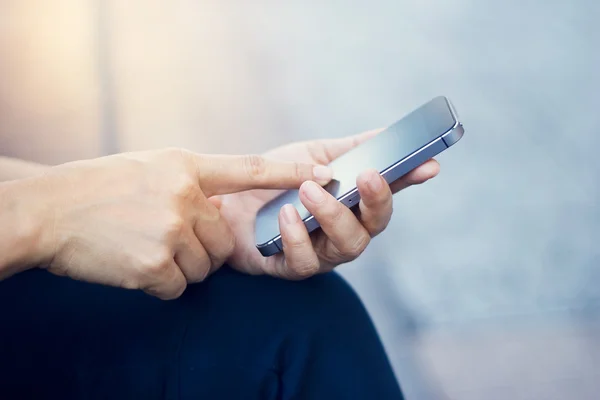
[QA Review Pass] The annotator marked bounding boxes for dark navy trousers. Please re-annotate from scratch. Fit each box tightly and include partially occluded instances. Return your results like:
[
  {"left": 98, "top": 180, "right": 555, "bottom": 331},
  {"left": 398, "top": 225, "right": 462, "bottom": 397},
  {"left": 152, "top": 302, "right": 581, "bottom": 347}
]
[{"left": 0, "top": 267, "right": 404, "bottom": 399}]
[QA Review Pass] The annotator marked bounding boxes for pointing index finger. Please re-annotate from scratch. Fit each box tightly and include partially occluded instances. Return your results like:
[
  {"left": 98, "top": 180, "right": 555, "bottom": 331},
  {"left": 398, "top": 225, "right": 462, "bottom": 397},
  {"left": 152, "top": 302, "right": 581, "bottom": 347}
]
[{"left": 194, "top": 154, "right": 333, "bottom": 197}]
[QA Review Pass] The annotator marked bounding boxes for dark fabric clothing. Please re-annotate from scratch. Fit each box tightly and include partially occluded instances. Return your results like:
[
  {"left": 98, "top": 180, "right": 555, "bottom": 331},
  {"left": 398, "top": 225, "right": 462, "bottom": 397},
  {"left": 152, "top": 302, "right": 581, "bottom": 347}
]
[{"left": 0, "top": 266, "right": 404, "bottom": 399}]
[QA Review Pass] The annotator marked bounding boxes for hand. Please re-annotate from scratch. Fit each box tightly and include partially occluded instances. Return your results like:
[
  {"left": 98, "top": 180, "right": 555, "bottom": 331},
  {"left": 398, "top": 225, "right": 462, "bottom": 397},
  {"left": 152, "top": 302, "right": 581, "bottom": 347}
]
[
  {"left": 20, "top": 149, "right": 330, "bottom": 299},
  {"left": 213, "top": 130, "right": 440, "bottom": 279}
]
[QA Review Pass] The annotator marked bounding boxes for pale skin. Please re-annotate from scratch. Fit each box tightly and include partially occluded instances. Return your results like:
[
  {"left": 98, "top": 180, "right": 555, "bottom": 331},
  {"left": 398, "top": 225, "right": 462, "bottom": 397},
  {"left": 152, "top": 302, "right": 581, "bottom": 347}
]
[{"left": 0, "top": 130, "right": 439, "bottom": 300}]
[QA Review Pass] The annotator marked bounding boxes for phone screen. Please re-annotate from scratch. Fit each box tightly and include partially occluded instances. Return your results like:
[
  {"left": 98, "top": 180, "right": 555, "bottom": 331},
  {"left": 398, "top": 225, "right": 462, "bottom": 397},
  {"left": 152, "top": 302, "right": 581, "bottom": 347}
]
[{"left": 255, "top": 96, "right": 458, "bottom": 247}]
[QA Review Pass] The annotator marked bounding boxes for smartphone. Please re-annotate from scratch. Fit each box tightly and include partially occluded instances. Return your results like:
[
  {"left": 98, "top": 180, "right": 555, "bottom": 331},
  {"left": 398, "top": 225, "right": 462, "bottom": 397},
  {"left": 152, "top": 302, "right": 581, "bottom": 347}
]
[{"left": 255, "top": 96, "right": 464, "bottom": 256}]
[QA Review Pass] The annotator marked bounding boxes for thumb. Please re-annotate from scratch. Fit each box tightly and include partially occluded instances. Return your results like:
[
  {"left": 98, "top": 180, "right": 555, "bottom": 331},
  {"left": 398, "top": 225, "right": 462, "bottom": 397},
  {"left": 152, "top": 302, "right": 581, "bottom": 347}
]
[{"left": 193, "top": 154, "right": 333, "bottom": 197}]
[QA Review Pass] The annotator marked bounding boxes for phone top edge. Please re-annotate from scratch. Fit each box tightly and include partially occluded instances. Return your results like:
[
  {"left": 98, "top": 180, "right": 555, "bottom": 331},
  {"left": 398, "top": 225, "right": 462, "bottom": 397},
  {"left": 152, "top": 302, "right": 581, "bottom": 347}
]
[
  {"left": 442, "top": 123, "right": 464, "bottom": 147},
  {"left": 444, "top": 96, "right": 460, "bottom": 122},
  {"left": 441, "top": 96, "right": 464, "bottom": 147}
]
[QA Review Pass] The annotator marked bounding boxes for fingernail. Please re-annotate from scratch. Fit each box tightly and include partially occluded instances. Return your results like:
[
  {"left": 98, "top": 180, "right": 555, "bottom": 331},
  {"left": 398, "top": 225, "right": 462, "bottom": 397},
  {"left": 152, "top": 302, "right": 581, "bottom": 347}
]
[
  {"left": 281, "top": 204, "right": 300, "bottom": 224},
  {"left": 367, "top": 171, "right": 383, "bottom": 192},
  {"left": 303, "top": 181, "right": 325, "bottom": 203},
  {"left": 312, "top": 165, "right": 333, "bottom": 184}
]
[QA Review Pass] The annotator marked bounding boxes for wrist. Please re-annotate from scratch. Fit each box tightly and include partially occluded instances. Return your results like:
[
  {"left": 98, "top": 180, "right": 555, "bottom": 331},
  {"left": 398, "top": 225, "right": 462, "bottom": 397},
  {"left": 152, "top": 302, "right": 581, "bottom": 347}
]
[{"left": 0, "top": 177, "right": 55, "bottom": 278}]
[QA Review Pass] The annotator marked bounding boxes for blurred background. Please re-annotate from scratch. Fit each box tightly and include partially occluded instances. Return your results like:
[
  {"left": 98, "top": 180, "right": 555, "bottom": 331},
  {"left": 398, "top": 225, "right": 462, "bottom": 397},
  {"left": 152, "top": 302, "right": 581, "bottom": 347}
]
[{"left": 1, "top": 1, "right": 599, "bottom": 398}]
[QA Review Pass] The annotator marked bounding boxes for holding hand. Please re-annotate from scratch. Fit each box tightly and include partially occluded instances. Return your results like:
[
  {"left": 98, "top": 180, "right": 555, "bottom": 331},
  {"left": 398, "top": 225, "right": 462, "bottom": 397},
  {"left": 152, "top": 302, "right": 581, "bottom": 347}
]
[{"left": 214, "top": 130, "right": 440, "bottom": 279}]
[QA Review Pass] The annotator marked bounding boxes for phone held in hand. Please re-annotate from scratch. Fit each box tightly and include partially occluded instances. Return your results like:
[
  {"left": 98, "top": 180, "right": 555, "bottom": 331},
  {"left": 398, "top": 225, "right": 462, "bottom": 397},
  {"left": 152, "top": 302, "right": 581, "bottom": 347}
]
[{"left": 255, "top": 96, "right": 465, "bottom": 257}]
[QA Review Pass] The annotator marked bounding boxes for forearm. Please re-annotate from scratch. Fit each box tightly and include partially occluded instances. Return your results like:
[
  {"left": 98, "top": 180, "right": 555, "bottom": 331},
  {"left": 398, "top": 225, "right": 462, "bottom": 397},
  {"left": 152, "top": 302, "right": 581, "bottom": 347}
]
[
  {"left": 0, "top": 178, "right": 51, "bottom": 280},
  {"left": 0, "top": 156, "right": 49, "bottom": 182}
]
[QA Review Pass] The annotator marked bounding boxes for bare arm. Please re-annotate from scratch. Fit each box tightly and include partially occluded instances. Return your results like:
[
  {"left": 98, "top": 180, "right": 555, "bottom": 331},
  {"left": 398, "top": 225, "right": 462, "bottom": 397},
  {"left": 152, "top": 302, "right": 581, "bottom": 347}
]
[
  {"left": 0, "top": 156, "right": 48, "bottom": 182},
  {"left": 0, "top": 157, "right": 50, "bottom": 278},
  {"left": 0, "top": 178, "right": 48, "bottom": 279}
]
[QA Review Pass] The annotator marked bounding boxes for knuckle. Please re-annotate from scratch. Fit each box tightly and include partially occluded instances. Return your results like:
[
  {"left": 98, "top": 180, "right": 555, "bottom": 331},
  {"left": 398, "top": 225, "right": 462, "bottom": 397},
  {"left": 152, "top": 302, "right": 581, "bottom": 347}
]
[
  {"left": 369, "top": 225, "right": 385, "bottom": 238},
  {"left": 371, "top": 188, "right": 392, "bottom": 206},
  {"left": 365, "top": 205, "right": 393, "bottom": 237},
  {"left": 306, "top": 140, "right": 332, "bottom": 165},
  {"left": 169, "top": 174, "right": 199, "bottom": 202},
  {"left": 170, "top": 281, "right": 187, "bottom": 299},
  {"left": 208, "top": 234, "right": 236, "bottom": 271},
  {"left": 293, "top": 162, "right": 305, "bottom": 180},
  {"left": 221, "top": 231, "right": 236, "bottom": 259},
  {"left": 155, "top": 147, "right": 188, "bottom": 166},
  {"left": 165, "top": 214, "right": 186, "bottom": 237},
  {"left": 344, "top": 235, "right": 370, "bottom": 260},
  {"left": 243, "top": 154, "right": 267, "bottom": 180},
  {"left": 194, "top": 263, "right": 212, "bottom": 284},
  {"left": 200, "top": 223, "right": 236, "bottom": 274},
  {"left": 118, "top": 277, "right": 140, "bottom": 290},
  {"left": 152, "top": 259, "right": 172, "bottom": 276},
  {"left": 326, "top": 202, "right": 346, "bottom": 224},
  {"left": 174, "top": 176, "right": 197, "bottom": 197},
  {"left": 362, "top": 215, "right": 390, "bottom": 237},
  {"left": 156, "top": 281, "right": 186, "bottom": 301},
  {"left": 375, "top": 215, "right": 393, "bottom": 236},
  {"left": 282, "top": 235, "right": 307, "bottom": 253},
  {"left": 286, "top": 257, "right": 320, "bottom": 280},
  {"left": 164, "top": 147, "right": 187, "bottom": 160},
  {"left": 143, "top": 248, "right": 173, "bottom": 275},
  {"left": 290, "top": 259, "right": 320, "bottom": 279},
  {"left": 155, "top": 148, "right": 199, "bottom": 198}
]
